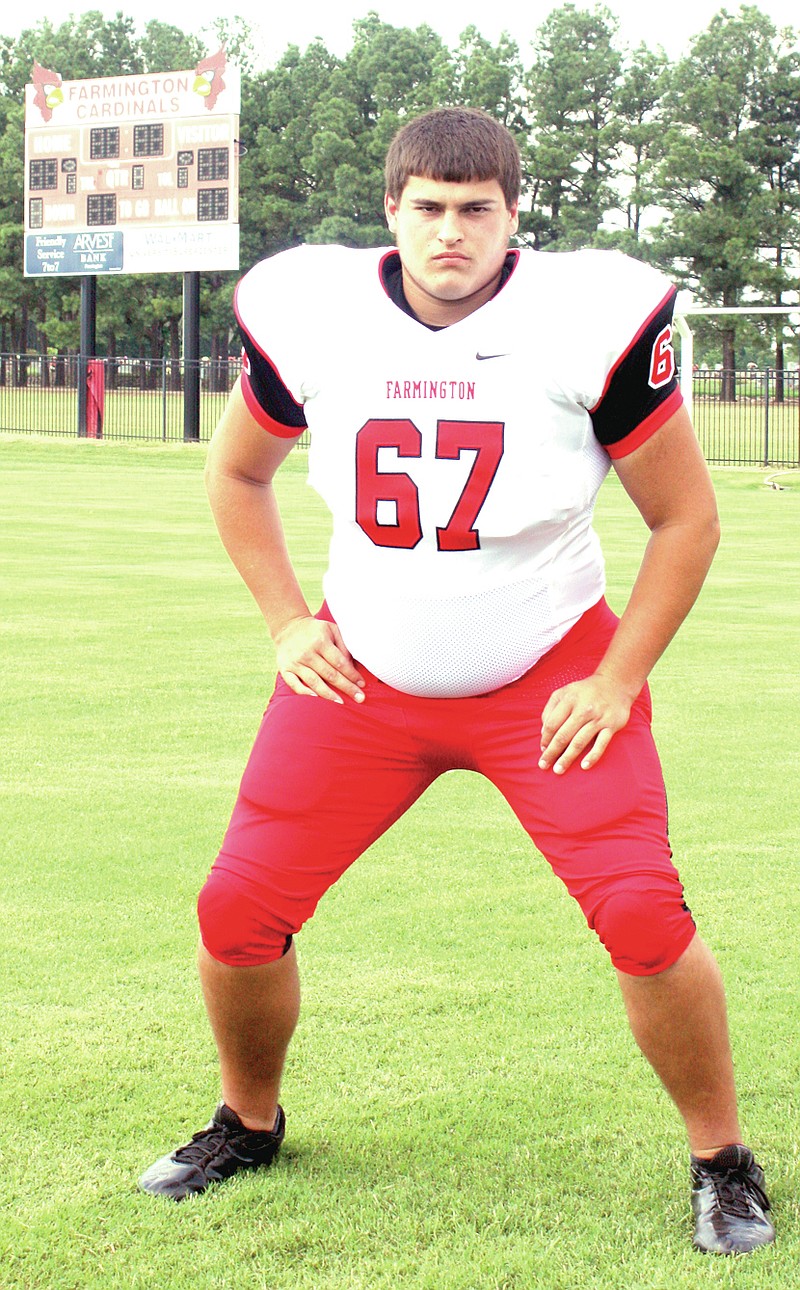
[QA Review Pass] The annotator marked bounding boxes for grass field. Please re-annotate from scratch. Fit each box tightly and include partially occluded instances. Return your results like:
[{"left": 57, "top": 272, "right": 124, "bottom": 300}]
[{"left": 2, "top": 437, "right": 799, "bottom": 1289}]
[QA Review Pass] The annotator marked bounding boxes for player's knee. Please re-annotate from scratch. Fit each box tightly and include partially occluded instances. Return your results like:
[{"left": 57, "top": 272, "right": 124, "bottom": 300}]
[
  {"left": 591, "top": 886, "right": 695, "bottom": 976},
  {"left": 197, "top": 868, "right": 291, "bottom": 966}
]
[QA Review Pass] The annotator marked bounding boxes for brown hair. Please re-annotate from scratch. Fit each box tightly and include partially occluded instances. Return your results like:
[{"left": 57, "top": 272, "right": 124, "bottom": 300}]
[{"left": 384, "top": 107, "right": 521, "bottom": 209}]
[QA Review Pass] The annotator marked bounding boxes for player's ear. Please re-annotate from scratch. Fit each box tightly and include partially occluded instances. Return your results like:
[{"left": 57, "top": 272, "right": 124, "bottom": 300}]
[
  {"left": 385, "top": 192, "right": 399, "bottom": 233},
  {"left": 508, "top": 201, "right": 519, "bottom": 237}
]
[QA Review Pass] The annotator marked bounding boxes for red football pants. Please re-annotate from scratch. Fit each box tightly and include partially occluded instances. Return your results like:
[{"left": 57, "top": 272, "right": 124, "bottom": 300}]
[{"left": 198, "top": 599, "right": 696, "bottom": 974}]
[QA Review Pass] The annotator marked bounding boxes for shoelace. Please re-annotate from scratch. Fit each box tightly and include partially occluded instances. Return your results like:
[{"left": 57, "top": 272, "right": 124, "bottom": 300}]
[
  {"left": 707, "top": 1167, "right": 770, "bottom": 1218},
  {"left": 173, "top": 1124, "right": 250, "bottom": 1167}
]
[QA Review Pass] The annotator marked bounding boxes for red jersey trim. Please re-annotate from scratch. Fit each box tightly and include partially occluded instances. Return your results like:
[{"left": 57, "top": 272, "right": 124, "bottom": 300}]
[
  {"left": 605, "top": 386, "right": 684, "bottom": 460},
  {"left": 588, "top": 285, "right": 678, "bottom": 415},
  {"left": 241, "top": 370, "right": 306, "bottom": 439},
  {"left": 378, "top": 248, "right": 398, "bottom": 298}
]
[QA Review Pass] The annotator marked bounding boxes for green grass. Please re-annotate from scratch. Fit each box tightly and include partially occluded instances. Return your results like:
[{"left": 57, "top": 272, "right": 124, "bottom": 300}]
[{"left": 2, "top": 438, "right": 799, "bottom": 1288}]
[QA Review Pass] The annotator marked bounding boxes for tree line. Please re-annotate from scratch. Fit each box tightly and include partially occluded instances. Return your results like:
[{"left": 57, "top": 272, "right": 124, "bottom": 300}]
[{"left": 3, "top": 4, "right": 799, "bottom": 371}]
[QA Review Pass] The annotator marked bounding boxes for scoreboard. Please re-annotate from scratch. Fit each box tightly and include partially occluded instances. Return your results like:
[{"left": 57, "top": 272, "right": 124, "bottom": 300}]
[{"left": 24, "top": 56, "right": 241, "bottom": 276}]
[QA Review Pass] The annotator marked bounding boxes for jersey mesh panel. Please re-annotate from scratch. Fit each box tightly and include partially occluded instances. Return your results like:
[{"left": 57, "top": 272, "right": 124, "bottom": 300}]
[{"left": 338, "top": 577, "right": 578, "bottom": 698}]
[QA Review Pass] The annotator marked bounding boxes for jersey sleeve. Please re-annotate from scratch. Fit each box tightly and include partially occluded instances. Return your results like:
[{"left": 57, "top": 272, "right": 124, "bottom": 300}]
[
  {"left": 238, "top": 331, "right": 308, "bottom": 436},
  {"left": 588, "top": 277, "right": 682, "bottom": 460},
  {"left": 233, "top": 256, "right": 308, "bottom": 438}
]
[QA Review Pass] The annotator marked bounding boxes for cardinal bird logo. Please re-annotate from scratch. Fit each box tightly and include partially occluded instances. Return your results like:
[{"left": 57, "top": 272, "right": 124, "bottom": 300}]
[
  {"left": 193, "top": 49, "right": 226, "bottom": 110},
  {"left": 31, "top": 61, "right": 63, "bottom": 123}
]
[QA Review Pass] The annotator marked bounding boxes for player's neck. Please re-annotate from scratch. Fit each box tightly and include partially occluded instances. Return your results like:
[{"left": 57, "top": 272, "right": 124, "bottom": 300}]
[{"left": 400, "top": 267, "right": 504, "bottom": 327}]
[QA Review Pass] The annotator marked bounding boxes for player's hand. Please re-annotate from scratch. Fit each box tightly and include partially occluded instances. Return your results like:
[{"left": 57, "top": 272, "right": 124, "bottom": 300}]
[
  {"left": 538, "top": 674, "right": 634, "bottom": 774},
  {"left": 274, "top": 616, "right": 366, "bottom": 704}
]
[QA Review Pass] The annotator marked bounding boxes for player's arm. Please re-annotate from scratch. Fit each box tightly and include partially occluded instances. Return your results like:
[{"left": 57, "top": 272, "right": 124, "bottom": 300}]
[
  {"left": 205, "top": 376, "right": 365, "bottom": 704},
  {"left": 538, "top": 403, "right": 719, "bottom": 773}
]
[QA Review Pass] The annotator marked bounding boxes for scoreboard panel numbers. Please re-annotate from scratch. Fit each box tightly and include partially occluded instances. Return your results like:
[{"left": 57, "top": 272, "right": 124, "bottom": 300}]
[
  {"left": 30, "top": 158, "right": 58, "bottom": 190},
  {"left": 90, "top": 126, "right": 120, "bottom": 159},
  {"left": 133, "top": 123, "right": 164, "bottom": 157},
  {"left": 87, "top": 193, "right": 117, "bottom": 226},
  {"left": 197, "top": 147, "right": 228, "bottom": 182},
  {"left": 197, "top": 187, "right": 228, "bottom": 221}
]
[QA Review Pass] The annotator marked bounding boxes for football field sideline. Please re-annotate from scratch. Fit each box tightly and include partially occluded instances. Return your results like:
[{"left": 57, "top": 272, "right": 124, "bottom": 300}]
[{"left": 2, "top": 437, "right": 799, "bottom": 1288}]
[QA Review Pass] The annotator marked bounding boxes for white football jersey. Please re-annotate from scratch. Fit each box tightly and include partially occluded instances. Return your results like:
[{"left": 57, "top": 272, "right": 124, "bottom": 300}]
[{"left": 235, "top": 245, "right": 681, "bottom": 697}]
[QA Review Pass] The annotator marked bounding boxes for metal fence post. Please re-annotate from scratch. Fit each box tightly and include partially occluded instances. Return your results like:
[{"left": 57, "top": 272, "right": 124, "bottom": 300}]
[
  {"left": 183, "top": 272, "right": 200, "bottom": 442},
  {"left": 78, "top": 275, "right": 97, "bottom": 437},
  {"left": 763, "top": 368, "right": 770, "bottom": 466},
  {"left": 162, "top": 359, "right": 167, "bottom": 441}
]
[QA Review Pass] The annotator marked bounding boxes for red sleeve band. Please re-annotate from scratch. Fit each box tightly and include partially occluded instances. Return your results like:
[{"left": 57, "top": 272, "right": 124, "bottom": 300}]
[
  {"left": 241, "top": 369, "right": 306, "bottom": 439},
  {"left": 604, "top": 386, "right": 684, "bottom": 460}
]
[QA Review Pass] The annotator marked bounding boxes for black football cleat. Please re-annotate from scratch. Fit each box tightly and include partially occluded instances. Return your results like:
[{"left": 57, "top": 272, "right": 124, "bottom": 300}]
[
  {"left": 139, "top": 1101, "right": 285, "bottom": 1200},
  {"left": 691, "top": 1144, "right": 775, "bottom": 1254}
]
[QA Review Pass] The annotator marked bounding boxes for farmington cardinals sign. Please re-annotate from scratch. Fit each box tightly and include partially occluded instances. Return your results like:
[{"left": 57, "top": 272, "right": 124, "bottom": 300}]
[{"left": 24, "top": 53, "right": 241, "bottom": 276}]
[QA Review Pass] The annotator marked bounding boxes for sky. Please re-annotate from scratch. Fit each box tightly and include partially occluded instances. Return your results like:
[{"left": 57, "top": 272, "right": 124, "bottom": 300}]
[{"left": 7, "top": 0, "right": 800, "bottom": 67}]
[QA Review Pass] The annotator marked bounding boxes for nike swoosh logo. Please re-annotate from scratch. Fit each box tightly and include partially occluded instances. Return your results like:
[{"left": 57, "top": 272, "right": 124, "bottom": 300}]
[{"left": 475, "top": 352, "right": 509, "bottom": 361}]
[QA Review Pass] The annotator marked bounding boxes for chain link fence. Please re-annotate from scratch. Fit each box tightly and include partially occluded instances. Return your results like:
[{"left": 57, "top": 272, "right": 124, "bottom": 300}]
[{"left": 1, "top": 354, "right": 797, "bottom": 465}]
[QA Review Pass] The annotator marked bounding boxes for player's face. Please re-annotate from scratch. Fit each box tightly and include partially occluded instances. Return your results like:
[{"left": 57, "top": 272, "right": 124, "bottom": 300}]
[{"left": 385, "top": 175, "right": 519, "bottom": 326}]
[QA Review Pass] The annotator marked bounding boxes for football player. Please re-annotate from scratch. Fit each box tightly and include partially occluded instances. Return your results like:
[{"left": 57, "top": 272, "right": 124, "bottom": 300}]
[{"left": 140, "top": 107, "right": 773, "bottom": 1255}]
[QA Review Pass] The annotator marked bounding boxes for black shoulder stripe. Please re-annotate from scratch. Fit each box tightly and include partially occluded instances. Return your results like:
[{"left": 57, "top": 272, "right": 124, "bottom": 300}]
[
  {"left": 590, "top": 288, "right": 678, "bottom": 448},
  {"left": 239, "top": 329, "right": 307, "bottom": 430}
]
